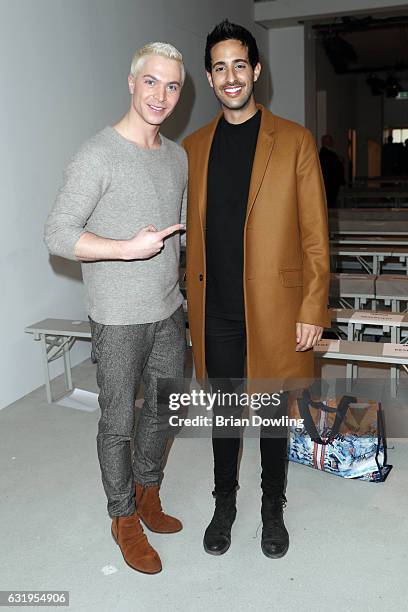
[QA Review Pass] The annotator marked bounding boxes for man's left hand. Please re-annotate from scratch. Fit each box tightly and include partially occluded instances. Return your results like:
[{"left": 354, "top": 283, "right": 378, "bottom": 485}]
[{"left": 295, "top": 322, "right": 323, "bottom": 351}]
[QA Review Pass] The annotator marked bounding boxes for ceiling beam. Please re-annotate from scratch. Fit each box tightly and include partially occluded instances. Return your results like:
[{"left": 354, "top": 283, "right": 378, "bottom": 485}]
[{"left": 255, "top": 0, "right": 408, "bottom": 28}]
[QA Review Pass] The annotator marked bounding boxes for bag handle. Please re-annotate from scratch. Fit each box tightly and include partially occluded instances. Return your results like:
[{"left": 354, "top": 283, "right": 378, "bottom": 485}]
[{"left": 297, "top": 389, "right": 357, "bottom": 445}]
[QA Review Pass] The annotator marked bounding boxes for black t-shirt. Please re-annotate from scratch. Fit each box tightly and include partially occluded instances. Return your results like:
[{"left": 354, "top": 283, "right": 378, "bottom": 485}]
[{"left": 206, "top": 110, "right": 261, "bottom": 320}]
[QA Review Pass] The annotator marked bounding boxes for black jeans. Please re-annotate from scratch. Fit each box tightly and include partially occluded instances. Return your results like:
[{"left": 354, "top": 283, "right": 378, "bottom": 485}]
[{"left": 205, "top": 316, "right": 288, "bottom": 497}]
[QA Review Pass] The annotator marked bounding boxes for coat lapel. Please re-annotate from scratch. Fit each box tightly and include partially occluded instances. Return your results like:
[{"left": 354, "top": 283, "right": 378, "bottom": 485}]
[
  {"left": 191, "top": 105, "right": 276, "bottom": 227},
  {"left": 246, "top": 105, "right": 276, "bottom": 222}
]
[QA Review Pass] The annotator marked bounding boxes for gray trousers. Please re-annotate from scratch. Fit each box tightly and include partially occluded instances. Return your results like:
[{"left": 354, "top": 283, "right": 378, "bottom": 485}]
[{"left": 89, "top": 305, "right": 186, "bottom": 517}]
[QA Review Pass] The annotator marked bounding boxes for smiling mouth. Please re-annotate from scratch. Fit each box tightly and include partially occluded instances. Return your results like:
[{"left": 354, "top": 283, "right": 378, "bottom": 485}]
[
  {"left": 148, "top": 104, "right": 166, "bottom": 112},
  {"left": 223, "top": 86, "right": 243, "bottom": 95}
]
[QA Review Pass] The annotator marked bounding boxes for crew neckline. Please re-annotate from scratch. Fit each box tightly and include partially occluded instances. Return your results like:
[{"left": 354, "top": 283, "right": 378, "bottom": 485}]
[
  {"left": 221, "top": 109, "right": 261, "bottom": 129},
  {"left": 107, "top": 126, "right": 166, "bottom": 152}
]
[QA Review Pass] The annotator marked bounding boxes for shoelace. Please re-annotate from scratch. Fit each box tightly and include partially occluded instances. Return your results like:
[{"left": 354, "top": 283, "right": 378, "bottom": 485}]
[
  {"left": 263, "top": 515, "right": 285, "bottom": 530},
  {"left": 264, "top": 497, "right": 287, "bottom": 510},
  {"left": 264, "top": 497, "right": 287, "bottom": 528},
  {"left": 262, "top": 498, "right": 287, "bottom": 530}
]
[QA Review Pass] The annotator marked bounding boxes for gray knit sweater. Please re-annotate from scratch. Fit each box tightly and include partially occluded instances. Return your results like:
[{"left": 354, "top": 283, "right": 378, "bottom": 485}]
[{"left": 44, "top": 127, "right": 187, "bottom": 325}]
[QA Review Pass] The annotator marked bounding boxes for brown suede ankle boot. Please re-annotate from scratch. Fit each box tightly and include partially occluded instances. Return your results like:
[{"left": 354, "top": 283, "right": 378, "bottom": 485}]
[
  {"left": 111, "top": 512, "right": 162, "bottom": 574},
  {"left": 135, "top": 484, "right": 182, "bottom": 534}
]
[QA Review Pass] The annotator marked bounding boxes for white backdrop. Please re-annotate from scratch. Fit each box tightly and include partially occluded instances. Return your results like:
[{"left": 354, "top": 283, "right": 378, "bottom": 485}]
[{"left": 0, "top": 0, "right": 269, "bottom": 409}]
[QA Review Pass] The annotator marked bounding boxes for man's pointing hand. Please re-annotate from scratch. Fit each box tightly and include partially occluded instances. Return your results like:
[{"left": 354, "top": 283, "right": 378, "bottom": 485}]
[{"left": 122, "top": 223, "right": 184, "bottom": 260}]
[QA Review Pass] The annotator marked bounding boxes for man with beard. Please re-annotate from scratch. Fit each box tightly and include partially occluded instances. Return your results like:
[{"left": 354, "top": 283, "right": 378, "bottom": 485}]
[{"left": 183, "top": 20, "right": 330, "bottom": 559}]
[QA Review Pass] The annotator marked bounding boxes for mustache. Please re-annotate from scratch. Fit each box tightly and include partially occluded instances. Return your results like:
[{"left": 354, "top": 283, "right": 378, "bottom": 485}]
[{"left": 222, "top": 81, "right": 245, "bottom": 90}]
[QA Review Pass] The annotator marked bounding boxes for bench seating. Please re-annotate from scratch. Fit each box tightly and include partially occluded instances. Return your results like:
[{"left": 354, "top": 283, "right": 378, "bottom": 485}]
[
  {"left": 26, "top": 310, "right": 408, "bottom": 402},
  {"left": 25, "top": 319, "right": 91, "bottom": 402},
  {"left": 338, "top": 188, "right": 408, "bottom": 208},
  {"left": 330, "top": 246, "right": 408, "bottom": 275},
  {"left": 314, "top": 339, "right": 408, "bottom": 397},
  {"left": 329, "top": 274, "right": 376, "bottom": 308},
  {"left": 329, "top": 273, "right": 408, "bottom": 311},
  {"left": 329, "top": 223, "right": 408, "bottom": 237},
  {"left": 329, "top": 308, "right": 408, "bottom": 341},
  {"left": 329, "top": 207, "right": 408, "bottom": 221},
  {"left": 25, "top": 314, "right": 192, "bottom": 403},
  {"left": 330, "top": 236, "right": 408, "bottom": 246},
  {"left": 375, "top": 275, "right": 408, "bottom": 311}
]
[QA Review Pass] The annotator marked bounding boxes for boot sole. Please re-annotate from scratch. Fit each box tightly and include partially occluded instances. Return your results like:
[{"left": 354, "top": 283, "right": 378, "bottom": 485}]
[
  {"left": 139, "top": 516, "right": 183, "bottom": 534},
  {"left": 111, "top": 527, "right": 162, "bottom": 574}
]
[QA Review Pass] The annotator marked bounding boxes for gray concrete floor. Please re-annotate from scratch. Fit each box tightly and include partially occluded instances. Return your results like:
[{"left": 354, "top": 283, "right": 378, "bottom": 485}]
[{"left": 1, "top": 358, "right": 407, "bottom": 612}]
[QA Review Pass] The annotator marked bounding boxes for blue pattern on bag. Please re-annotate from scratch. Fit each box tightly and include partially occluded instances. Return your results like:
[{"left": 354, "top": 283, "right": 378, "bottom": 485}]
[
  {"left": 287, "top": 391, "right": 392, "bottom": 482},
  {"left": 288, "top": 430, "right": 391, "bottom": 481}
]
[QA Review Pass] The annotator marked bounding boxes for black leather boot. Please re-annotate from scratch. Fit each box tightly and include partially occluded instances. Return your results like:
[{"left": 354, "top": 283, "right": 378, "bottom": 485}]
[
  {"left": 261, "top": 494, "right": 289, "bottom": 558},
  {"left": 203, "top": 491, "right": 237, "bottom": 555}
]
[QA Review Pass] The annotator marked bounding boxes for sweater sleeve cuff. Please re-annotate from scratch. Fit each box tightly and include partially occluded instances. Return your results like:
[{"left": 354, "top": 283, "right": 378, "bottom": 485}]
[{"left": 44, "top": 226, "right": 87, "bottom": 261}]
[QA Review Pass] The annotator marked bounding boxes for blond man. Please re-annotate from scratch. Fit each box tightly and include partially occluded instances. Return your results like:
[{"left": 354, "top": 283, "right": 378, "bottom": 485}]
[{"left": 45, "top": 43, "right": 187, "bottom": 574}]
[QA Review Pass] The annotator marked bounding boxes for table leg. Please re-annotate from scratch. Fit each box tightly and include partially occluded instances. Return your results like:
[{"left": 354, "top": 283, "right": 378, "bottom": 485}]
[
  {"left": 390, "top": 328, "right": 400, "bottom": 386},
  {"left": 346, "top": 366, "right": 353, "bottom": 393},
  {"left": 40, "top": 334, "right": 52, "bottom": 403},
  {"left": 390, "top": 367, "right": 397, "bottom": 399},
  {"left": 373, "top": 255, "right": 379, "bottom": 276},
  {"left": 63, "top": 339, "right": 73, "bottom": 391}
]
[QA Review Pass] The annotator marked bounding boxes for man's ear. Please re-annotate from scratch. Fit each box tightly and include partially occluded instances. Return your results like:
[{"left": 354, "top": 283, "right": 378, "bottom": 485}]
[
  {"left": 253, "top": 62, "right": 262, "bottom": 83},
  {"left": 206, "top": 70, "right": 214, "bottom": 89},
  {"left": 128, "top": 74, "right": 135, "bottom": 94}
]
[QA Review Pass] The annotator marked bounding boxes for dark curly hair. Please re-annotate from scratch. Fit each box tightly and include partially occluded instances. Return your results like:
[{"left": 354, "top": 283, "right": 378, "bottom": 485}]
[{"left": 205, "top": 19, "right": 259, "bottom": 73}]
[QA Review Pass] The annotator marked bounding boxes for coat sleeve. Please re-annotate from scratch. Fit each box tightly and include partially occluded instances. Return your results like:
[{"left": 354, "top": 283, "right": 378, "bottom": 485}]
[{"left": 296, "top": 129, "right": 331, "bottom": 328}]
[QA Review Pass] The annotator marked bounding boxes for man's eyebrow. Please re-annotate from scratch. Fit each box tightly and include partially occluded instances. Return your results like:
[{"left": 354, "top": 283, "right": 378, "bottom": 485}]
[
  {"left": 142, "top": 74, "right": 181, "bottom": 85},
  {"left": 212, "top": 59, "right": 249, "bottom": 67}
]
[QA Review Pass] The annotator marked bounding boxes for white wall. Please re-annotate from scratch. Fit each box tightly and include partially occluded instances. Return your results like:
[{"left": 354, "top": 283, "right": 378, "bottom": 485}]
[
  {"left": 267, "top": 26, "right": 305, "bottom": 125},
  {"left": 0, "top": 0, "right": 268, "bottom": 410}
]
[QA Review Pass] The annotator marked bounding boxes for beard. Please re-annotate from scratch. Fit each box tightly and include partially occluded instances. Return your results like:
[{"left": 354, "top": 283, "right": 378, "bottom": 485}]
[{"left": 213, "top": 80, "right": 254, "bottom": 111}]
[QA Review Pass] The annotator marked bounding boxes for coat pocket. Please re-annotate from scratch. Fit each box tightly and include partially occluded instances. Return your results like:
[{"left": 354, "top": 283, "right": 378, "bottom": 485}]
[{"left": 279, "top": 268, "right": 303, "bottom": 287}]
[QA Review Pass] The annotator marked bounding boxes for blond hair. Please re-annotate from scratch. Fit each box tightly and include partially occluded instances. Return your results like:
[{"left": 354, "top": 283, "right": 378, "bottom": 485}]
[{"left": 130, "top": 42, "right": 185, "bottom": 86}]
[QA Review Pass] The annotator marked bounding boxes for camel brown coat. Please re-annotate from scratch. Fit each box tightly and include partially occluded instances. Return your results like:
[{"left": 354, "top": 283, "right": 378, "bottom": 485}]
[{"left": 182, "top": 105, "right": 331, "bottom": 384}]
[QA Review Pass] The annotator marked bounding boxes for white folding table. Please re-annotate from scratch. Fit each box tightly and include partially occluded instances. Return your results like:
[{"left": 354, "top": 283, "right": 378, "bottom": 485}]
[{"left": 25, "top": 319, "right": 91, "bottom": 402}]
